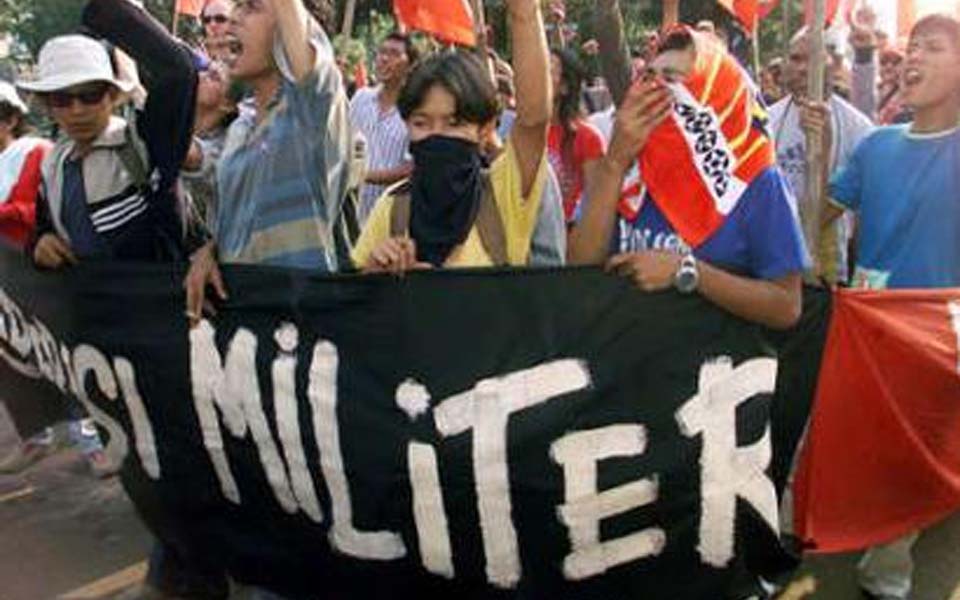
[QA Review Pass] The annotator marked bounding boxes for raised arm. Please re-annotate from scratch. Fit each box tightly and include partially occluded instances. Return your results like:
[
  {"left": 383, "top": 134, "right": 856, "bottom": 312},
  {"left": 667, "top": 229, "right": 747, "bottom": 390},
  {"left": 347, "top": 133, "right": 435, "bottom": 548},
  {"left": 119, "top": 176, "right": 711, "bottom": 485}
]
[
  {"left": 271, "top": 0, "right": 317, "bottom": 84},
  {"left": 83, "top": 0, "right": 197, "bottom": 182},
  {"left": 568, "top": 80, "right": 672, "bottom": 265},
  {"left": 597, "top": 0, "right": 632, "bottom": 107},
  {"left": 507, "top": 0, "right": 552, "bottom": 198}
]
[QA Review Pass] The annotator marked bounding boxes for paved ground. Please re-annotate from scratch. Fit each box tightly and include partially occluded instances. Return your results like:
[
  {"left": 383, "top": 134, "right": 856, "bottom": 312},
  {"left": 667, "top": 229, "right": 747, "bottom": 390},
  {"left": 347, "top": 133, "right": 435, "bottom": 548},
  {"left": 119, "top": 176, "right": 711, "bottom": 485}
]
[{"left": 1, "top": 403, "right": 959, "bottom": 600}]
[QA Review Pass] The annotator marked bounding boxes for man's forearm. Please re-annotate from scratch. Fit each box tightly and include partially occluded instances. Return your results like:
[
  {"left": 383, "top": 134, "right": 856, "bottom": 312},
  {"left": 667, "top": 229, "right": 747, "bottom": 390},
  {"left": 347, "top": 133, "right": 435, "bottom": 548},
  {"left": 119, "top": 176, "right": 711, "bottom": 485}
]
[
  {"left": 271, "top": 0, "right": 315, "bottom": 83},
  {"left": 568, "top": 158, "right": 625, "bottom": 265},
  {"left": 511, "top": 2, "right": 551, "bottom": 128},
  {"left": 597, "top": 0, "right": 631, "bottom": 107}
]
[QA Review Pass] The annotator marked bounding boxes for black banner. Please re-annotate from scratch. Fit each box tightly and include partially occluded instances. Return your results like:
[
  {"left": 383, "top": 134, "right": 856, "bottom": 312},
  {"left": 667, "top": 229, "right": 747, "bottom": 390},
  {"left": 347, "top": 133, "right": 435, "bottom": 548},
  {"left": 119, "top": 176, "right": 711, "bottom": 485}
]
[{"left": 0, "top": 246, "right": 827, "bottom": 599}]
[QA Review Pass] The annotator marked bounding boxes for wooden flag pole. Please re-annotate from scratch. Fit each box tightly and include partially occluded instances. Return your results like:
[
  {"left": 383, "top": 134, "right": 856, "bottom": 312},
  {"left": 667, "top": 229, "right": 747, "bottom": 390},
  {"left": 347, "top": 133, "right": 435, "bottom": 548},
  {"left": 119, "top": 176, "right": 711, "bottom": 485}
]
[
  {"left": 341, "top": 0, "right": 357, "bottom": 38},
  {"left": 803, "top": 0, "right": 828, "bottom": 277},
  {"left": 752, "top": 15, "right": 761, "bottom": 78},
  {"left": 470, "top": 0, "right": 496, "bottom": 86},
  {"left": 783, "top": 0, "right": 792, "bottom": 62},
  {"left": 171, "top": 9, "right": 180, "bottom": 35}
]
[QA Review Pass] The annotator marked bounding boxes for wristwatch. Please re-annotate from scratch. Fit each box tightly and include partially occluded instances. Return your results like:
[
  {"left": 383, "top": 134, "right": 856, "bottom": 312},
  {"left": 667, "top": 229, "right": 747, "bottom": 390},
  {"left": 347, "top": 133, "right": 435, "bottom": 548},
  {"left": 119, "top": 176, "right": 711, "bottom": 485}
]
[{"left": 674, "top": 253, "right": 700, "bottom": 294}]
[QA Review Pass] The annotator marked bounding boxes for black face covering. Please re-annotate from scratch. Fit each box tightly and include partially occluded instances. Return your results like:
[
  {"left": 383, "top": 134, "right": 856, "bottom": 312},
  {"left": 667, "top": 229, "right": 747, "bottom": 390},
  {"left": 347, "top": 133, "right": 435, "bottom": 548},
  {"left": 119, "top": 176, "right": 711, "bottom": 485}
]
[{"left": 408, "top": 135, "right": 485, "bottom": 267}]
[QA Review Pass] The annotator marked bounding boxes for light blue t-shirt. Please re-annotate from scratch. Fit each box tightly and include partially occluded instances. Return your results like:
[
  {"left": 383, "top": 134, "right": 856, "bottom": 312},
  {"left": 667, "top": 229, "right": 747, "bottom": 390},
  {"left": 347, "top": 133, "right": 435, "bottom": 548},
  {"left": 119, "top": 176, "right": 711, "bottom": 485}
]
[
  {"left": 830, "top": 125, "right": 960, "bottom": 289},
  {"left": 614, "top": 167, "right": 809, "bottom": 281}
]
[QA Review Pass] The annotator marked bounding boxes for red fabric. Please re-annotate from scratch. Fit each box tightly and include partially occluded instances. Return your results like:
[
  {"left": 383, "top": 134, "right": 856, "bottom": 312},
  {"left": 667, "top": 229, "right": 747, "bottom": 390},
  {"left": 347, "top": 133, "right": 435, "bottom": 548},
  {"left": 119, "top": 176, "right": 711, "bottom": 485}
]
[
  {"left": 717, "top": 0, "right": 759, "bottom": 34},
  {"left": 394, "top": 0, "right": 476, "bottom": 47},
  {"left": 548, "top": 121, "right": 605, "bottom": 221},
  {"left": 175, "top": 0, "right": 204, "bottom": 17},
  {"left": 638, "top": 30, "right": 775, "bottom": 248},
  {"left": 794, "top": 289, "right": 960, "bottom": 553},
  {"left": 758, "top": 0, "right": 779, "bottom": 20},
  {"left": 0, "top": 143, "right": 48, "bottom": 249}
]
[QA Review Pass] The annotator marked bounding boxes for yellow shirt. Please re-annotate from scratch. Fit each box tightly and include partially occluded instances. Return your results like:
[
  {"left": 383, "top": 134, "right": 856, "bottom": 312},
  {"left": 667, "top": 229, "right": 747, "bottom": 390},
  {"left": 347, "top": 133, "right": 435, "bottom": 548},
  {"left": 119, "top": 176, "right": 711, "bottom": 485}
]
[{"left": 351, "top": 141, "right": 547, "bottom": 269}]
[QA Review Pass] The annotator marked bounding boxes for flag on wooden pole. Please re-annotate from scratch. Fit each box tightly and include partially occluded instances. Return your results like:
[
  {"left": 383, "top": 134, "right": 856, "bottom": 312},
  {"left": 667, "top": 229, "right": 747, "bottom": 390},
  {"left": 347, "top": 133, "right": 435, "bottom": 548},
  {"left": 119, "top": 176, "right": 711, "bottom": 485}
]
[
  {"left": 394, "top": 0, "right": 477, "bottom": 47},
  {"left": 175, "top": 0, "right": 204, "bottom": 17}
]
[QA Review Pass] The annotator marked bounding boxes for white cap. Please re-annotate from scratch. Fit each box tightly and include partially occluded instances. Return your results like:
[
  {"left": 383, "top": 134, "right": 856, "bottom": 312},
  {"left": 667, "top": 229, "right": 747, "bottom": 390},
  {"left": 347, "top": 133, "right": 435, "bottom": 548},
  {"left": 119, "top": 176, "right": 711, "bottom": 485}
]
[
  {"left": 17, "top": 35, "right": 134, "bottom": 94},
  {"left": 0, "top": 81, "right": 28, "bottom": 114}
]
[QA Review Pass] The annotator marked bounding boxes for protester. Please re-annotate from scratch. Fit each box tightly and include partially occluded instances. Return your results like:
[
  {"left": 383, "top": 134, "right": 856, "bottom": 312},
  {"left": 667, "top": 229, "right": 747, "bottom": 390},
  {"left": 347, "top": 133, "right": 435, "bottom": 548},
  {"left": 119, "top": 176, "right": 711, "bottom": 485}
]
[
  {"left": 850, "top": 6, "right": 912, "bottom": 125},
  {"left": 569, "top": 27, "right": 807, "bottom": 332},
  {"left": 351, "top": 0, "right": 563, "bottom": 272},
  {"left": 17, "top": 2, "right": 232, "bottom": 598},
  {"left": 0, "top": 82, "right": 60, "bottom": 477},
  {"left": 349, "top": 32, "right": 417, "bottom": 222},
  {"left": 770, "top": 27, "right": 873, "bottom": 284},
  {"left": 11, "top": 2, "right": 196, "bottom": 478},
  {"left": 761, "top": 58, "right": 785, "bottom": 105},
  {"left": 182, "top": 58, "right": 241, "bottom": 232},
  {"left": 202, "top": 0, "right": 235, "bottom": 62},
  {"left": 0, "top": 82, "right": 49, "bottom": 248},
  {"left": 548, "top": 48, "right": 605, "bottom": 224},
  {"left": 825, "top": 15, "right": 960, "bottom": 596},
  {"left": 184, "top": 0, "right": 350, "bottom": 317}
]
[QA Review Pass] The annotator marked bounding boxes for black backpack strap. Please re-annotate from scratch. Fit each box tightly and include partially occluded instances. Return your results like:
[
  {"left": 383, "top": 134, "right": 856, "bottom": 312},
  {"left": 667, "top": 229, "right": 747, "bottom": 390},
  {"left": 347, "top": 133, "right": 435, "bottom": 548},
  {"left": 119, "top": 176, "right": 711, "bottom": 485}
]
[{"left": 388, "top": 174, "right": 508, "bottom": 266}]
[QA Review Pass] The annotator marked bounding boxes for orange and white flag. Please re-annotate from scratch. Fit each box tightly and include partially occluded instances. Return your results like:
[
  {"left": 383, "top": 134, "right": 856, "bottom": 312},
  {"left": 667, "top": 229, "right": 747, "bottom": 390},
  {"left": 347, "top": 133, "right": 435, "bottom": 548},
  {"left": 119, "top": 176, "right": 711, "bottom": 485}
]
[{"left": 393, "top": 0, "right": 476, "bottom": 47}]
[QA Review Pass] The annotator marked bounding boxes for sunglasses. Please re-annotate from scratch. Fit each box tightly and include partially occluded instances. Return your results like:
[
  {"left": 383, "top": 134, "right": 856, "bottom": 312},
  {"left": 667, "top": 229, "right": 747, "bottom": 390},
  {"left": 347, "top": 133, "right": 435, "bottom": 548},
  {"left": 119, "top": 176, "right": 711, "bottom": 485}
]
[
  {"left": 203, "top": 14, "right": 230, "bottom": 25},
  {"left": 47, "top": 85, "right": 110, "bottom": 109}
]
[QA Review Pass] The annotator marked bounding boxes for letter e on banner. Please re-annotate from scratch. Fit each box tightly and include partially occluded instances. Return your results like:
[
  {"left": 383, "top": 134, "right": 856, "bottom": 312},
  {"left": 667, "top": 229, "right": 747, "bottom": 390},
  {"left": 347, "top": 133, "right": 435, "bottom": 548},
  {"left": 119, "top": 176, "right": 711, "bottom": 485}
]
[{"left": 551, "top": 424, "right": 665, "bottom": 580}]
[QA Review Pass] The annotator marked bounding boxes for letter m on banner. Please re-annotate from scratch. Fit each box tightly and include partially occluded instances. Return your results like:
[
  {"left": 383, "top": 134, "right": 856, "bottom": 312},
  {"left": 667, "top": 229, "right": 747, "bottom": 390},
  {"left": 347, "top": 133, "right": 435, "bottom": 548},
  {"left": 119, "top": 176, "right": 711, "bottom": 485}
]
[{"left": 394, "top": 0, "right": 477, "bottom": 47}]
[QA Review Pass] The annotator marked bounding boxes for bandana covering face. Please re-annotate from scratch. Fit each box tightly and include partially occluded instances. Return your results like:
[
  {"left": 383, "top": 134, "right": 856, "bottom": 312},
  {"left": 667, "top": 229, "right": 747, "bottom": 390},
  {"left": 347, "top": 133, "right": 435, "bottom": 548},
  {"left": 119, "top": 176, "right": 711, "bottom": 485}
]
[
  {"left": 409, "top": 135, "right": 485, "bottom": 266},
  {"left": 631, "top": 28, "right": 775, "bottom": 248}
]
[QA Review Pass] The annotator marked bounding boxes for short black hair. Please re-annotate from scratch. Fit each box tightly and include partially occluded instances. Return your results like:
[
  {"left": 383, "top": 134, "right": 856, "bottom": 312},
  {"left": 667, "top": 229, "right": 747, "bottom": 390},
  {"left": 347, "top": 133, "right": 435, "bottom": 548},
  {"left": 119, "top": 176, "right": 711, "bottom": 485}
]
[
  {"left": 910, "top": 14, "right": 960, "bottom": 52},
  {"left": 657, "top": 27, "right": 695, "bottom": 55},
  {"left": 0, "top": 100, "right": 26, "bottom": 138},
  {"left": 383, "top": 32, "right": 420, "bottom": 65},
  {"left": 397, "top": 51, "right": 499, "bottom": 125}
]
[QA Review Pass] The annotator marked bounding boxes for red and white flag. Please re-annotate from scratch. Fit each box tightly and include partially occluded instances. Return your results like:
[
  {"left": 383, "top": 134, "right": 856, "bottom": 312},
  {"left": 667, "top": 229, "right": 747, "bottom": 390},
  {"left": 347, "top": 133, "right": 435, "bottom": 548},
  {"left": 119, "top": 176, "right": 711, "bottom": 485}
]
[
  {"left": 794, "top": 289, "right": 960, "bottom": 553},
  {"left": 174, "top": 0, "right": 204, "bottom": 17},
  {"left": 634, "top": 30, "right": 775, "bottom": 247},
  {"left": 394, "top": 0, "right": 476, "bottom": 47}
]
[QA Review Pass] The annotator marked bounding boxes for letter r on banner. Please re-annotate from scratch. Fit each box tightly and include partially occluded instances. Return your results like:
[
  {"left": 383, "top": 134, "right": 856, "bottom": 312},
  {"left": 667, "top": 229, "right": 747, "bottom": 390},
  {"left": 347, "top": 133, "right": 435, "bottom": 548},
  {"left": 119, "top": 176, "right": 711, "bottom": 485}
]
[{"left": 676, "top": 357, "right": 779, "bottom": 569}]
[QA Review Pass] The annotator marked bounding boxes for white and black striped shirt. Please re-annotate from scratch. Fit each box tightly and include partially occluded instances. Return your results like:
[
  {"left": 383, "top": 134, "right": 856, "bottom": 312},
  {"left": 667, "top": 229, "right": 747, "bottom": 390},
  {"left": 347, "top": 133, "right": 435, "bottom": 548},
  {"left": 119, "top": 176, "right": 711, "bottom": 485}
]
[{"left": 348, "top": 86, "right": 411, "bottom": 220}]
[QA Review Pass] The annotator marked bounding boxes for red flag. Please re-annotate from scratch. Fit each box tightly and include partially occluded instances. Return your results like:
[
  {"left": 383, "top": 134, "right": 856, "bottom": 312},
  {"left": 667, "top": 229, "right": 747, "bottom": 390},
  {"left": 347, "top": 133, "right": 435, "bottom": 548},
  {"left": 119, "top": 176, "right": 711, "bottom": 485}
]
[
  {"left": 794, "top": 289, "right": 960, "bottom": 553},
  {"left": 758, "top": 0, "right": 779, "bottom": 20},
  {"left": 633, "top": 30, "right": 775, "bottom": 247},
  {"left": 717, "top": 0, "right": 760, "bottom": 34},
  {"left": 394, "top": 0, "right": 476, "bottom": 47},
  {"left": 175, "top": 0, "right": 204, "bottom": 17}
]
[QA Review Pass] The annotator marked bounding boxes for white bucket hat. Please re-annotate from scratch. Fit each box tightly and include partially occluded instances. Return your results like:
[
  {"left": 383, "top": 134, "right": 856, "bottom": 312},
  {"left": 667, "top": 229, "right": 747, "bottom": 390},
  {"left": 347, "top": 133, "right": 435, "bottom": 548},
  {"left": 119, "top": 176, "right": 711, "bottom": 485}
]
[
  {"left": 0, "top": 81, "right": 28, "bottom": 114},
  {"left": 17, "top": 35, "right": 133, "bottom": 94}
]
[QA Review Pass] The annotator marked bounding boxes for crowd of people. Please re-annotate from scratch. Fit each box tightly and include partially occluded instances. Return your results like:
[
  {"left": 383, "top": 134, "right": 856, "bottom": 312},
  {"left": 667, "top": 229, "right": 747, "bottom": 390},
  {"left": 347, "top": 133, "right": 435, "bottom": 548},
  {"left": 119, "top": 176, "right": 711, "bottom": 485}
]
[{"left": 1, "top": 0, "right": 959, "bottom": 598}]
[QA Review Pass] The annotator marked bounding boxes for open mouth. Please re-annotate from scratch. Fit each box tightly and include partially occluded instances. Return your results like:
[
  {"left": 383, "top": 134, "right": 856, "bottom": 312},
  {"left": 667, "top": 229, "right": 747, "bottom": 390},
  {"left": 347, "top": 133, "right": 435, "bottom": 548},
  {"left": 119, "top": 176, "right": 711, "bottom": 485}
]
[
  {"left": 904, "top": 68, "right": 923, "bottom": 88},
  {"left": 226, "top": 35, "right": 244, "bottom": 61}
]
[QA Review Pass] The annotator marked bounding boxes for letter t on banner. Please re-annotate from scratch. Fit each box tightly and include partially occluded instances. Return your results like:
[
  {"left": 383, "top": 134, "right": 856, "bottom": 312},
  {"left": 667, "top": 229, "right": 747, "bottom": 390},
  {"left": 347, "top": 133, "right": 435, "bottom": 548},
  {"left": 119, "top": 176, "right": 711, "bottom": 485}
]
[{"left": 434, "top": 360, "right": 592, "bottom": 589}]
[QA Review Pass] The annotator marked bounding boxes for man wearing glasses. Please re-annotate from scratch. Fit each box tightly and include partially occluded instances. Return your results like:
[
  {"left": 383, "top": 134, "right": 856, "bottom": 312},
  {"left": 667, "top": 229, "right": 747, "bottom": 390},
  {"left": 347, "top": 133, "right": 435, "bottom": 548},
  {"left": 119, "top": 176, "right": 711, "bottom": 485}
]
[{"left": 201, "top": 0, "right": 235, "bottom": 62}]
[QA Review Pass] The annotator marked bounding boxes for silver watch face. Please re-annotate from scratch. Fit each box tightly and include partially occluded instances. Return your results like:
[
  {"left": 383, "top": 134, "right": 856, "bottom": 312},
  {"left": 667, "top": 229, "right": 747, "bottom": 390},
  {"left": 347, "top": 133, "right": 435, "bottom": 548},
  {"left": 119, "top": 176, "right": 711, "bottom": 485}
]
[{"left": 675, "top": 270, "right": 697, "bottom": 293}]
